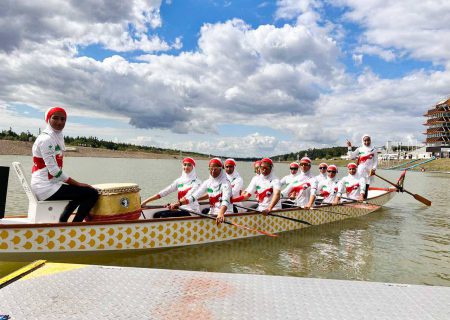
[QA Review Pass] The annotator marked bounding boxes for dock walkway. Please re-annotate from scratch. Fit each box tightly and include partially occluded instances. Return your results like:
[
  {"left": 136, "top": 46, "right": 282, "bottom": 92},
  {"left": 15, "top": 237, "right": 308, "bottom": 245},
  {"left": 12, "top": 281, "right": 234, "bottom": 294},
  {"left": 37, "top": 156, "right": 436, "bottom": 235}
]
[{"left": 0, "top": 261, "right": 449, "bottom": 319}]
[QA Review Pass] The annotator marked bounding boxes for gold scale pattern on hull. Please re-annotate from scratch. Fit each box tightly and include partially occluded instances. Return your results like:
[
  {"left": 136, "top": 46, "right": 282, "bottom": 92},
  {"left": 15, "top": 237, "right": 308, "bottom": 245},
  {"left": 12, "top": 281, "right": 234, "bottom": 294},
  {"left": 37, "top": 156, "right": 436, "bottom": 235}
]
[{"left": 0, "top": 191, "right": 394, "bottom": 253}]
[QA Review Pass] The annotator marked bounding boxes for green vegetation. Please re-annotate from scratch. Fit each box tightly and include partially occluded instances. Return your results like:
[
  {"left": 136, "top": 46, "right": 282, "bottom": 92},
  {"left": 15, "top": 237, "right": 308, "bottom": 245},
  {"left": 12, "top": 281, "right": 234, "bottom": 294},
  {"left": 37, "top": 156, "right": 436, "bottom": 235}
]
[
  {"left": 413, "top": 158, "right": 450, "bottom": 172},
  {"left": 0, "top": 127, "right": 206, "bottom": 158},
  {"left": 0, "top": 128, "right": 35, "bottom": 142}
]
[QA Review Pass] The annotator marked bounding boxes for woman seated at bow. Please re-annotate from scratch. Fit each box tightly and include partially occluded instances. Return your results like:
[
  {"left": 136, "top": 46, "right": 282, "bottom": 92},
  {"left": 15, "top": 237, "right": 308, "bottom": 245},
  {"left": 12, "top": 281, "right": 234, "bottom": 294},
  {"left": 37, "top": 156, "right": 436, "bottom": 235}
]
[{"left": 31, "top": 107, "right": 99, "bottom": 222}]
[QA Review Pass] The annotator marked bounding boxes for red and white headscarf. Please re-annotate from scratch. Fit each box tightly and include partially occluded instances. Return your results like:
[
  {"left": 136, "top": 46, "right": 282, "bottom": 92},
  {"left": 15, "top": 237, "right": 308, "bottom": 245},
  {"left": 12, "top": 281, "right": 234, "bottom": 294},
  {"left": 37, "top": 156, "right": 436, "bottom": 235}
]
[
  {"left": 347, "top": 163, "right": 357, "bottom": 169},
  {"left": 209, "top": 157, "right": 223, "bottom": 168},
  {"left": 327, "top": 165, "right": 338, "bottom": 173},
  {"left": 300, "top": 157, "right": 311, "bottom": 165},
  {"left": 319, "top": 163, "right": 328, "bottom": 169},
  {"left": 289, "top": 162, "right": 299, "bottom": 169},
  {"left": 181, "top": 157, "right": 197, "bottom": 181},
  {"left": 254, "top": 160, "right": 261, "bottom": 168},
  {"left": 225, "top": 158, "right": 236, "bottom": 167},
  {"left": 261, "top": 158, "right": 273, "bottom": 167},
  {"left": 42, "top": 106, "right": 66, "bottom": 150},
  {"left": 182, "top": 157, "right": 196, "bottom": 167},
  {"left": 45, "top": 106, "right": 67, "bottom": 123}
]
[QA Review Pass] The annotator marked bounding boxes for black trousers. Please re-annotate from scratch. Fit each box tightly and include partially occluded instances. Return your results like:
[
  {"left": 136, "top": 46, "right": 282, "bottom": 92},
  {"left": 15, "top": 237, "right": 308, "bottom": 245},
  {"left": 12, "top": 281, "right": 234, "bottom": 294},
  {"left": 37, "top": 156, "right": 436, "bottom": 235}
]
[
  {"left": 47, "top": 184, "right": 99, "bottom": 222},
  {"left": 153, "top": 209, "right": 191, "bottom": 218}
]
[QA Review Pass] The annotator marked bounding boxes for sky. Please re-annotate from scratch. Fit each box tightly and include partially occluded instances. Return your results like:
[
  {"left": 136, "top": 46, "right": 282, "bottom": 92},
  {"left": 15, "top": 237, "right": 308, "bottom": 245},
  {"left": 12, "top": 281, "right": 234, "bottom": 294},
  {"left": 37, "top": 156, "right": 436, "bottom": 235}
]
[{"left": 1, "top": 0, "right": 449, "bottom": 157}]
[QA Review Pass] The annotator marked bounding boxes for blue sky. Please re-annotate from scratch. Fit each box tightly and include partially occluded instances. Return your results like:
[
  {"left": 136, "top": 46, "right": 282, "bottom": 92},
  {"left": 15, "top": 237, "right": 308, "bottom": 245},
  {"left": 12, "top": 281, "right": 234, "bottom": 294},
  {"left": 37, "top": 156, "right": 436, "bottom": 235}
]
[{"left": 1, "top": 0, "right": 449, "bottom": 157}]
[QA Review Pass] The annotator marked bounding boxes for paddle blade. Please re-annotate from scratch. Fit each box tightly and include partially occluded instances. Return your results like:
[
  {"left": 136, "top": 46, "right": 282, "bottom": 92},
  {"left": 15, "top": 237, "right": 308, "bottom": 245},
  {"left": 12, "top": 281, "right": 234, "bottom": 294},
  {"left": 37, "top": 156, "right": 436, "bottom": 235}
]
[
  {"left": 397, "top": 170, "right": 406, "bottom": 189},
  {"left": 414, "top": 194, "right": 431, "bottom": 206}
]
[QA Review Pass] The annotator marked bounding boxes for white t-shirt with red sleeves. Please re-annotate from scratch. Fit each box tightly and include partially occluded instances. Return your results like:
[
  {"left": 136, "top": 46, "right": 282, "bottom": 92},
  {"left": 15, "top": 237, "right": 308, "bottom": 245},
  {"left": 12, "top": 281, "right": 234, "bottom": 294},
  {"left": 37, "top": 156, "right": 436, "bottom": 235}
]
[{"left": 246, "top": 172, "right": 281, "bottom": 211}]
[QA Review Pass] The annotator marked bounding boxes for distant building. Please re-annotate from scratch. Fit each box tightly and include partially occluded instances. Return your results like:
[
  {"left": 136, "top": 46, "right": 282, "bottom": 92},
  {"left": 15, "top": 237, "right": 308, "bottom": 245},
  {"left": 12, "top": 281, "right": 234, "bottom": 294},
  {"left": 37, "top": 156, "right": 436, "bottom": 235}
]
[{"left": 424, "top": 98, "right": 450, "bottom": 158}]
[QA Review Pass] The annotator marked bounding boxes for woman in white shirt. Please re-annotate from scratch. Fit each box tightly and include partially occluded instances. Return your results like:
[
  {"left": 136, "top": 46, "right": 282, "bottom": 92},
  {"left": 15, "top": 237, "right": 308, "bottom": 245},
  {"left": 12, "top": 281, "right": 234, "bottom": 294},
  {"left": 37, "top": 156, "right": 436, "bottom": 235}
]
[{"left": 31, "top": 107, "right": 98, "bottom": 222}]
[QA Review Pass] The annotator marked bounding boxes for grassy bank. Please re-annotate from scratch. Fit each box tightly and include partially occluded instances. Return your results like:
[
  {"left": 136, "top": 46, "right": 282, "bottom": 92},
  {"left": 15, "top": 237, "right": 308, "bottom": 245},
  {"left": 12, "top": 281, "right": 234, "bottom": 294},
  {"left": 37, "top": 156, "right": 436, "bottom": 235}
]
[{"left": 0, "top": 140, "right": 208, "bottom": 160}]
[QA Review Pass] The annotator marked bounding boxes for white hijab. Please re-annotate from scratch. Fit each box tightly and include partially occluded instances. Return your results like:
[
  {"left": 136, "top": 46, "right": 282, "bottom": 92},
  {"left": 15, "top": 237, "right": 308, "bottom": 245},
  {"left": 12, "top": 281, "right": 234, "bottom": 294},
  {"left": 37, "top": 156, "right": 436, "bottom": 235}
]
[
  {"left": 42, "top": 124, "right": 65, "bottom": 151},
  {"left": 226, "top": 168, "right": 241, "bottom": 182},
  {"left": 211, "top": 169, "right": 228, "bottom": 185},
  {"left": 360, "top": 134, "right": 373, "bottom": 152},
  {"left": 180, "top": 164, "right": 197, "bottom": 183}
]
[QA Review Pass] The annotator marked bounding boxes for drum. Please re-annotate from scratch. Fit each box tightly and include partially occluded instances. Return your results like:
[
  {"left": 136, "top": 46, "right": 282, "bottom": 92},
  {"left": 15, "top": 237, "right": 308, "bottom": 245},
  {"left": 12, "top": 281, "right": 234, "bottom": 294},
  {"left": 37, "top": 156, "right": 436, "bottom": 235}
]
[{"left": 89, "top": 183, "right": 141, "bottom": 221}]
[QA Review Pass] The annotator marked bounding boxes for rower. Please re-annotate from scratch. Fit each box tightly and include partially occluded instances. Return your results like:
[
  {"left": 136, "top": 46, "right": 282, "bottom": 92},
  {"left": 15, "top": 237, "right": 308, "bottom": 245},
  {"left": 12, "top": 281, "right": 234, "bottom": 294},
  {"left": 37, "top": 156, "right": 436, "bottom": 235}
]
[
  {"left": 224, "top": 158, "right": 244, "bottom": 213},
  {"left": 346, "top": 134, "right": 378, "bottom": 199},
  {"left": 247, "top": 160, "right": 261, "bottom": 209},
  {"left": 281, "top": 157, "right": 316, "bottom": 208},
  {"left": 337, "top": 163, "right": 365, "bottom": 202},
  {"left": 174, "top": 158, "right": 232, "bottom": 224},
  {"left": 233, "top": 158, "right": 281, "bottom": 215},
  {"left": 315, "top": 162, "right": 328, "bottom": 184},
  {"left": 31, "top": 107, "right": 99, "bottom": 222},
  {"left": 141, "top": 157, "right": 202, "bottom": 218},
  {"left": 306, "top": 165, "right": 340, "bottom": 208},
  {"left": 280, "top": 162, "right": 300, "bottom": 188}
]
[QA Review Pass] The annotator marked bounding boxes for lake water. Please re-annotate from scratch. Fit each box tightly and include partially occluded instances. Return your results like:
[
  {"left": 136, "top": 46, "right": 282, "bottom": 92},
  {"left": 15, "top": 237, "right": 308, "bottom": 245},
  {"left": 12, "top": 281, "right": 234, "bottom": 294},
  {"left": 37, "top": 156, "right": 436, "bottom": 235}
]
[{"left": 0, "top": 155, "right": 449, "bottom": 286}]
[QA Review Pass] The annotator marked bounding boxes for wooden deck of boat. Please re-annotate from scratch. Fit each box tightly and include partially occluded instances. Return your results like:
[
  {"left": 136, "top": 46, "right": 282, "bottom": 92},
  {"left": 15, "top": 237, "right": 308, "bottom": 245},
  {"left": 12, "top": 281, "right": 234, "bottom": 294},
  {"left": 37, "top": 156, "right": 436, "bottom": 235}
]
[{"left": 0, "top": 261, "right": 449, "bottom": 319}]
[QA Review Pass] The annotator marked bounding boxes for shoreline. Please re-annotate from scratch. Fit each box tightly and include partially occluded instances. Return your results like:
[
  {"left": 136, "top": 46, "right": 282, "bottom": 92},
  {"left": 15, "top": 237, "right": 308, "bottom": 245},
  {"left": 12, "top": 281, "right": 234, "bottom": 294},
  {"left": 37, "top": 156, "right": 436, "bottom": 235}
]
[
  {"left": 0, "top": 140, "right": 206, "bottom": 160},
  {"left": 1, "top": 140, "right": 449, "bottom": 172}
]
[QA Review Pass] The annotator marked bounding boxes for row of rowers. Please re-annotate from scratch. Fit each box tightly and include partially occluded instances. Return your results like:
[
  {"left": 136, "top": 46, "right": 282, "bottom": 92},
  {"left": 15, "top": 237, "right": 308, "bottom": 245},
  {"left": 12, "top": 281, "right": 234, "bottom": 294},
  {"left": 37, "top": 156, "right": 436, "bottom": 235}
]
[
  {"left": 141, "top": 157, "right": 369, "bottom": 224},
  {"left": 31, "top": 107, "right": 377, "bottom": 225}
]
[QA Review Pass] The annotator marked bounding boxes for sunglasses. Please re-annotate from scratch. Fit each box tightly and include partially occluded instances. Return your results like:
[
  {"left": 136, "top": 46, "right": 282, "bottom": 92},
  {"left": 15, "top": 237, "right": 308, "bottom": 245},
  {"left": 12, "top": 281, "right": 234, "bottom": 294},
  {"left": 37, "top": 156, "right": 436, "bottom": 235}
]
[
  {"left": 319, "top": 167, "right": 327, "bottom": 169},
  {"left": 225, "top": 165, "right": 234, "bottom": 168},
  {"left": 290, "top": 167, "right": 298, "bottom": 170},
  {"left": 208, "top": 166, "right": 221, "bottom": 170},
  {"left": 327, "top": 170, "right": 337, "bottom": 173},
  {"left": 348, "top": 168, "right": 357, "bottom": 170}
]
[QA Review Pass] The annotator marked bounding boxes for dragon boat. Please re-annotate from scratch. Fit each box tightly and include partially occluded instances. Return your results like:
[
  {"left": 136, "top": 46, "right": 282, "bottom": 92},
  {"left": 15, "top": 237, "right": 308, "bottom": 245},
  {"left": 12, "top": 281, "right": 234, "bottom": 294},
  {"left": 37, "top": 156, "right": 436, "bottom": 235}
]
[{"left": 0, "top": 162, "right": 397, "bottom": 253}]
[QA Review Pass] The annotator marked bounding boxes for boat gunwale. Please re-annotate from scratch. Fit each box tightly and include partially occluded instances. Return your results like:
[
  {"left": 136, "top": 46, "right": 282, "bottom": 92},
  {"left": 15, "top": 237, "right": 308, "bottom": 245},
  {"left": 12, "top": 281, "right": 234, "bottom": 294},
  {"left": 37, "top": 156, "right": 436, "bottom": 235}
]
[{"left": 0, "top": 187, "right": 396, "bottom": 230}]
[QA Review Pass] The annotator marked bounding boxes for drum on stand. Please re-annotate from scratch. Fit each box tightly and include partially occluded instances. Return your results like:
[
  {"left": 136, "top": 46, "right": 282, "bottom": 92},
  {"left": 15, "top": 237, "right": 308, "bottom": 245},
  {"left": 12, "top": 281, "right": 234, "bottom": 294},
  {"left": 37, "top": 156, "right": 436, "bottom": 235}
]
[{"left": 89, "top": 183, "right": 142, "bottom": 221}]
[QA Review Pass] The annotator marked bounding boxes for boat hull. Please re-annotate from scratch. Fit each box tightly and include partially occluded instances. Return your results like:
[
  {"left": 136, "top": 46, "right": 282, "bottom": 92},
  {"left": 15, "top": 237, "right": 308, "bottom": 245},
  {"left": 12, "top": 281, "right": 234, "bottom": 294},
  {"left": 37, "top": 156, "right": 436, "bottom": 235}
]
[{"left": 0, "top": 188, "right": 396, "bottom": 253}]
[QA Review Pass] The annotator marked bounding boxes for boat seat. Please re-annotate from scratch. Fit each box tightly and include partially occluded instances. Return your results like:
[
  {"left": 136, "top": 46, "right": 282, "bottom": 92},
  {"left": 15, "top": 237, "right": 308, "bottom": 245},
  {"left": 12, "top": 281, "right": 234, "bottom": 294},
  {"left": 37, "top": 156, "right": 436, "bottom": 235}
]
[{"left": 12, "top": 162, "right": 70, "bottom": 223}]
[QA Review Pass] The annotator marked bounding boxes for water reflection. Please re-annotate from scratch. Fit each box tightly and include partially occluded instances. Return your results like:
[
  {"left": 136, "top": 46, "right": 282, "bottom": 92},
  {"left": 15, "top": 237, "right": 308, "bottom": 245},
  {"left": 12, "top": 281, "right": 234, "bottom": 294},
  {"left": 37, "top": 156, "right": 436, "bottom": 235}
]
[{"left": 0, "top": 215, "right": 380, "bottom": 280}]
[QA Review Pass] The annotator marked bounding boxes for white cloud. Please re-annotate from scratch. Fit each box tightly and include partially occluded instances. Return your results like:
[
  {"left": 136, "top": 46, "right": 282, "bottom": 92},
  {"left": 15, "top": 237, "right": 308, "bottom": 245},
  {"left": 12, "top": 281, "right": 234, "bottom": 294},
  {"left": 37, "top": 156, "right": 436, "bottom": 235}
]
[
  {"left": 0, "top": 0, "right": 176, "bottom": 53},
  {"left": 0, "top": 16, "right": 342, "bottom": 136},
  {"left": 337, "top": 0, "right": 450, "bottom": 64},
  {"left": 355, "top": 45, "right": 397, "bottom": 62},
  {"left": 1, "top": 1, "right": 449, "bottom": 157},
  {"left": 168, "top": 133, "right": 284, "bottom": 158}
]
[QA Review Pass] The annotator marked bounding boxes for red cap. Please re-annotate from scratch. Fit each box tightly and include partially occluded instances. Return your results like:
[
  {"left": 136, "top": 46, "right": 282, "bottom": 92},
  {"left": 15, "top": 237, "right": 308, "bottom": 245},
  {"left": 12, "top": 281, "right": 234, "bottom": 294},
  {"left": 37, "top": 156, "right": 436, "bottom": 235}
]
[
  {"left": 45, "top": 106, "right": 67, "bottom": 123},
  {"left": 182, "top": 157, "right": 196, "bottom": 166},
  {"left": 224, "top": 158, "right": 236, "bottom": 167},
  {"left": 289, "top": 162, "right": 299, "bottom": 168},
  {"left": 327, "top": 165, "right": 338, "bottom": 173},
  {"left": 300, "top": 157, "right": 311, "bottom": 164},
  {"left": 261, "top": 158, "right": 273, "bottom": 166},
  {"left": 347, "top": 163, "right": 357, "bottom": 169},
  {"left": 209, "top": 157, "right": 223, "bottom": 167},
  {"left": 319, "top": 163, "right": 328, "bottom": 168}
]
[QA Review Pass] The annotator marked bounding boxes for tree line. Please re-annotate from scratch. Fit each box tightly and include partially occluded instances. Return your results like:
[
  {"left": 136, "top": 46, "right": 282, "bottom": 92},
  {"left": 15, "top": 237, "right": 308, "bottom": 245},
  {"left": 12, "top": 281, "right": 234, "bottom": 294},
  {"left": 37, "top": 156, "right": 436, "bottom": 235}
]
[{"left": 0, "top": 127, "right": 205, "bottom": 157}]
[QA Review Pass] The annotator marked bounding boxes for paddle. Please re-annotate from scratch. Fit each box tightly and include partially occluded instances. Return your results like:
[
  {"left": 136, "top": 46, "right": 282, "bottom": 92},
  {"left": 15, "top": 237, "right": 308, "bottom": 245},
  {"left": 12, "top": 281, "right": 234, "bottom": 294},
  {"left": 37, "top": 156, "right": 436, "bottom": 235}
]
[
  {"left": 339, "top": 196, "right": 380, "bottom": 208},
  {"left": 182, "top": 208, "right": 278, "bottom": 238},
  {"left": 374, "top": 173, "right": 431, "bottom": 206},
  {"left": 234, "top": 204, "right": 312, "bottom": 226},
  {"left": 280, "top": 199, "right": 349, "bottom": 217}
]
